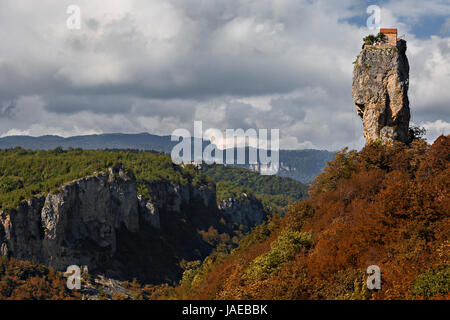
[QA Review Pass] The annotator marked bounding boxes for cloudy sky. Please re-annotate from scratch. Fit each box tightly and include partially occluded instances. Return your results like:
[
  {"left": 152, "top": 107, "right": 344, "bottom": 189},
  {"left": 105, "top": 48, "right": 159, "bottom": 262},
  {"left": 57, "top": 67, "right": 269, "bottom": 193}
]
[{"left": 0, "top": 0, "right": 449, "bottom": 150}]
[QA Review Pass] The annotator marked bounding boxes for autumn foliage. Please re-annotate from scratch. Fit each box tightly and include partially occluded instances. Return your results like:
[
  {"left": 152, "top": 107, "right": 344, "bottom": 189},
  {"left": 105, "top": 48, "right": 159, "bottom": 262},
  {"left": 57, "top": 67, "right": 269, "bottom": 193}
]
[
  {"left": 171, "top": 136, "right": 449, "bottom": 300},
  {"left": 0, "top": 257, "right": 81, "bottom": 300}
]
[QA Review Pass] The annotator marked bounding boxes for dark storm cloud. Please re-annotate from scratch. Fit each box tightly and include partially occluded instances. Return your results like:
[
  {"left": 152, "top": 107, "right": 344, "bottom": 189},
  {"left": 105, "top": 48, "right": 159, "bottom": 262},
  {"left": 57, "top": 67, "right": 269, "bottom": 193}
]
[
  {"left": 0, "top": 100, "right": 16, "bottom": 118},
  {"left": 44, "top": 95, "right": 134, "bottom": 115}
]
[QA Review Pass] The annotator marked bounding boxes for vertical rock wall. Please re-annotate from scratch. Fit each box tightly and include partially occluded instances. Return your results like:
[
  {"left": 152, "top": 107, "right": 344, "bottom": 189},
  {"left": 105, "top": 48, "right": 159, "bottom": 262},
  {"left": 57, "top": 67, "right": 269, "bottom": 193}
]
[{"left": 352, "top": 40, "right": 410, "bottom": 143}]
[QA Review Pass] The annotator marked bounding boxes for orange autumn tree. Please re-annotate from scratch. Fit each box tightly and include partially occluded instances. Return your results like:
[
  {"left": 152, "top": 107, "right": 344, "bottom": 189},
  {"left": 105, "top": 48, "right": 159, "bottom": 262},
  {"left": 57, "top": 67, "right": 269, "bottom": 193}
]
[{"left": 0, "top": 257, "right": 81, "bottom": 300}]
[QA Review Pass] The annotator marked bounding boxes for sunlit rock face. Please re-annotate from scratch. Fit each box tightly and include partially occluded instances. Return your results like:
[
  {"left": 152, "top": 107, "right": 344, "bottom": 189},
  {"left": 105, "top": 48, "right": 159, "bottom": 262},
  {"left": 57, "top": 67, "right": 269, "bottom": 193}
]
[{"left": 352, "top": 39, "right": 410, "bottom": 144}]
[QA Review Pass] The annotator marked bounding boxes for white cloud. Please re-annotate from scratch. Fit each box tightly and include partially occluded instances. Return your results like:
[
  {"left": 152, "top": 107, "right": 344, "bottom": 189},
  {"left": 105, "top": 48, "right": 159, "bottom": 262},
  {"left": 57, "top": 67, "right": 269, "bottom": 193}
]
[
  {"left": 408, "top": 36, "right": 450, "bottom": 121},
  {"left": 421, "top": 120, "right": 450, "bottom": 142}
]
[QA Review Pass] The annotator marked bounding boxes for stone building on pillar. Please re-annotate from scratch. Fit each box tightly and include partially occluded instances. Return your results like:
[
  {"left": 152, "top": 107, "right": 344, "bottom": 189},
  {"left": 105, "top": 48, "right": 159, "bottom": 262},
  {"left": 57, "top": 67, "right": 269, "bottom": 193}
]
[{"left": 380, "top": 28, "right": 398, "bottom": 46}]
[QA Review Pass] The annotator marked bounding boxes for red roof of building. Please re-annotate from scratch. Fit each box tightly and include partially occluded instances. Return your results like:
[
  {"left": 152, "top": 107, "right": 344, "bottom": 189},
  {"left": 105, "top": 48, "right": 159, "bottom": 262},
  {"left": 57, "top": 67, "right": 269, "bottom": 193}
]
[{"left": 380, "top": 28, "right": 397, "bottom": 34}]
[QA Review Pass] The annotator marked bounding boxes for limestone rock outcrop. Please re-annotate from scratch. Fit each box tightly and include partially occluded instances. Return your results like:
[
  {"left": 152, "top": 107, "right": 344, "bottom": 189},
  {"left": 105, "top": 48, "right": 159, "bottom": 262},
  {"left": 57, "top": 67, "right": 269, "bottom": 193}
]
[
  {"left": 218, "top": 193, "right": 267, "bottom": 227},
  {"left": 352, "top": 40, "right": 410, "bottom": 143},
  {"left": 0, "top": 166, "right": 140, "bottom": 271},
  {"left": 0, "top": 165, "right": 269, "bottom": 281}
]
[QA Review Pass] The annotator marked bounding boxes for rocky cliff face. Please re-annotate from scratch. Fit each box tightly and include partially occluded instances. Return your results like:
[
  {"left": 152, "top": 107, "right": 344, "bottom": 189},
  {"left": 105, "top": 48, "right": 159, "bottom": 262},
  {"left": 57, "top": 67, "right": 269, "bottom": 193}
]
[
  {"left": 0, "top": 166, "right": 142, "bottom": 271},
  {"left": 0, "top": 165, "right": 269, "bottom": 282},
  {"left": 352, "top": 40, "right": 410, "bottom": 143},
  {"left": 218, "top": 193, "right": 267, "bottom": 227}
]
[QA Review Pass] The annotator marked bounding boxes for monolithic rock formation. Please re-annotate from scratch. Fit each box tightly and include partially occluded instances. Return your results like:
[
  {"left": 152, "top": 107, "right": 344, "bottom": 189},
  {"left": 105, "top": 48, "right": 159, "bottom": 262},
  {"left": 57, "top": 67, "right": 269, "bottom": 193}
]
[{"left": 352, "top": 39, "right": 410, "bottom": 143}]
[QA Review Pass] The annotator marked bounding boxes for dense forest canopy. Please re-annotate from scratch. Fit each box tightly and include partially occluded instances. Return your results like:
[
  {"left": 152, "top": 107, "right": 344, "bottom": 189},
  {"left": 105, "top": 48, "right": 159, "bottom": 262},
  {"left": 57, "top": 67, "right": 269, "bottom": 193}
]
[
  {"left": 201, "top": 164, "right": 308, "bottom": 210},
  {"left": 0, "top": 148, "right": 212, "bottom": 211},
  {"left": 0, "top": 148, "right": 308, "bottom": 215}
]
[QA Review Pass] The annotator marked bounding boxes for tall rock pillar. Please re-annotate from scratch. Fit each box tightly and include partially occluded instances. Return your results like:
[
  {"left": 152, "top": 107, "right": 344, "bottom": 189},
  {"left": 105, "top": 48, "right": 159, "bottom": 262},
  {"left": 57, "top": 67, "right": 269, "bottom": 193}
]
[{"left": 352, "top": 38, "right": 410, "bottom": 143}]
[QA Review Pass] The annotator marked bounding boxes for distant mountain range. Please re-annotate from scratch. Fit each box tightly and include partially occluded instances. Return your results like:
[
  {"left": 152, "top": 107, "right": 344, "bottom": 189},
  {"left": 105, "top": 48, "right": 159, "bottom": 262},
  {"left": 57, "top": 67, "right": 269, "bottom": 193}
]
[{"left": 0, "top": 133, "right": 334, "bottom": 183}]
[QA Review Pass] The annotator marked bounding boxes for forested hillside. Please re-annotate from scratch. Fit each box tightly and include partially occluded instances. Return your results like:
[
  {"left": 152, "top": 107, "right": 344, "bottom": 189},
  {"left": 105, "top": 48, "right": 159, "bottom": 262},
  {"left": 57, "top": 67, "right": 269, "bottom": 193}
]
[
  {"left": 0, "top": 257, "right": 81, "bottom": 300},
  {"left": 163, "top": 136, "right": 449, "bottom": 300},
  {"left": 0, "top": 148, "right": 306, "bottom": 214},
  {"left": 0, "top": 148, "right": 210, "bottom": 211},
  {"left": 201, "top": 164, "right": 308, "bottom": 211},
  {"left": 0, "top": 134, "right": 334, "bottom": 183}
]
